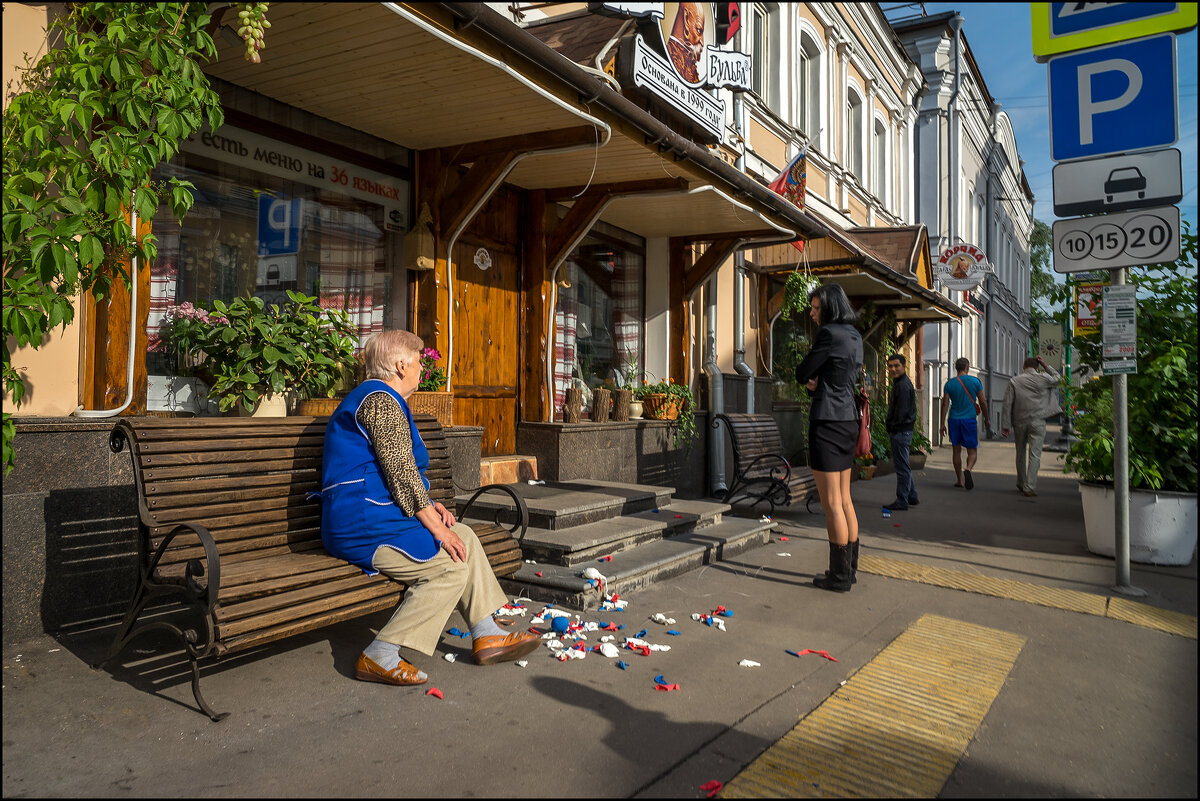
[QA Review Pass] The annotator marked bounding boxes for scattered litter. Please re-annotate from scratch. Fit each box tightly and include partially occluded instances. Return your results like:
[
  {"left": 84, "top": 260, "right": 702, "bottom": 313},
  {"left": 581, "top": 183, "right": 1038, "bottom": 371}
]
[
  {"left": 527, "top": 479, "right": 545, "bottom": 485},
  {"left": 759, "top": 515, "right": 771, "bottom": 523},
  {"left": 498, "top": 603, "right": 528, "bottom": 616},
  {"left": 516, "top": 660, "right": 528, "bottom": 668},
  {"left": 882, "top": 509, "right": 892, "bottom": 519},
  {"left": 894, "top": 523, "right": 902, "bottom": 527},
  {"left": 636, "top": 628, "right": 648, "bottom": 638},
  {"left": 674, "top": 514, "right": 684, "bottom": 519},
  {"left": 787, "top": 648, "right": 838, "bottom": 662},
  {"left": 738, "top": 659, "right": 761, "bottom": 668},
  {"left": 425, "top": 688, "right": 443, "bottom": 700},
  {"left": 48, "top": 649, "right": 60, "bottom": 653},
  {"left": 699, "top": 780, "right": 724, "bottom": 798},
  {"left": 599, "top": 555, "right": 613, "bottom": 562},
  {"left": 666, "top": 630, "right": 681, "bottom": 636},
  {"left": 551, "top": 617, "right": 571, "bottom": 634},
  {"left": 446, "top": 627, "right": 469, "bottom": 639},
  {"left": 600, "top": 593, "right": 628, "bottom": 612},
  {"left": 692, "top": 612, "right": 727, "bottom": 631},
  {"left": 600, "top": 622, "right": 620, "bottom": 632},
  {"left": 655, "top": 683, "right": 681, "bottom": 691},
  {"left": 545, "top": 640, "right": 564, "bottom": 651},
  {"left": 650, "top": 613, "right": 676, "bottom": 625},
  {"left": 776, "top": 552, "right": 791, "bottom": 557},
  {"left": 444, "top": 653, "right": 457, "bottom": 663},
  {"left": 556, "top": 648, "right": 587, "bottom": 661},
  {"left": 536, "top": 572, "right": 544, "bottom": 577},
  {"left": 598, "top": 642, "right": 620, "bottom": 658},
  {"left": 525, "top": 559, "right": 537, "bottom": 564},
  {"left": 617, "top": 661, "right": 628, "bottom": 670},
  {"left": 840, "top": 680, "right": 847, "bottom": 686},
  {"left": 780, "top": 536, "right": 789, "bottom": 541}
]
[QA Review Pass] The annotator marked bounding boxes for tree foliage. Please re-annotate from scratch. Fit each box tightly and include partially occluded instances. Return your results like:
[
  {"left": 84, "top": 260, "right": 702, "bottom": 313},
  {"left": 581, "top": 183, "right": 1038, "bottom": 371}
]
[{"left": 2, "top": 3, "right": 226, "bottom": 473}]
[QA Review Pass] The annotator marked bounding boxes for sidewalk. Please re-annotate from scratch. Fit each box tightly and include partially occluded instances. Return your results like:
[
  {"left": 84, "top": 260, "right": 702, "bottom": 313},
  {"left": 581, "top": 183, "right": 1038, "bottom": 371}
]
[{"left": 3, "top": 434, "right": 1195, "bottom": 798}]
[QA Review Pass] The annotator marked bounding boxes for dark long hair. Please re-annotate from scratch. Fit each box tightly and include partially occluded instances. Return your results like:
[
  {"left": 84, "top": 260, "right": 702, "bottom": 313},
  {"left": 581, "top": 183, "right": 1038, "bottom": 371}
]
[{"left": 809, "top": 283, "right": 857, "bottom": 327}]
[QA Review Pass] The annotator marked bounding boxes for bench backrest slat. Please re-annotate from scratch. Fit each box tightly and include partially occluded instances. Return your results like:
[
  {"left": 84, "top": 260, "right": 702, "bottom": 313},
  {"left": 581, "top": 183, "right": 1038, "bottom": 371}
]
[
  {"left": 116, "top": 414, "right": 455, "bottom": 573},
  {"left": 718, "top": 413, "right": 787, "bottom": 471}
]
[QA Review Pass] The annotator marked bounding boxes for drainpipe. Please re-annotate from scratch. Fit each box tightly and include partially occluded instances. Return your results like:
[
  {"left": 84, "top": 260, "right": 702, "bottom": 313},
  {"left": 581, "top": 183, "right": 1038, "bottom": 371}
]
[
  {"left": 704, "top": 275, "right": 726, "bottom": 496},
  {"left": 947, "top": 14, "right": 964, "bottom": 370},
  {"left": 73, "top": 207, "right": 139, "bottom": 418},
  {"left": 984, "top": 100, "right": 1001, "bottom": 437},
  {"left": 731, "top": 93, "right": 754, "bottom": 416}
]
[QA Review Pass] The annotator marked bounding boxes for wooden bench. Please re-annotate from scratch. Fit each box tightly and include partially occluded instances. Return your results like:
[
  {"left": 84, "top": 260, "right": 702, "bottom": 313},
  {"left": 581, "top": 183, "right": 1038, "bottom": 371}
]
[
  {"left": 96, "top": 414, "right": 527, "bottom": 721},
  {"left": 711, "top": 413, "right": 818, "bottom": 514}
]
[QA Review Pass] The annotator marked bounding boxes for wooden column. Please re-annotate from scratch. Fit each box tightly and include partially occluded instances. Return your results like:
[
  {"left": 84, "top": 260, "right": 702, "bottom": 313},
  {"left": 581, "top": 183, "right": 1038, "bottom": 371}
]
[
  {"left": 521, "top": 189, "right": 552, "bottom": 422},
  {"left": 669, "top": 236, "right": 689, "bottom": 385},
  {"left": 85, "top": 216, "right": 151, "bottom": 414},
  {"left": 415, "top": 148, "right": 450, "bottom": 355}
]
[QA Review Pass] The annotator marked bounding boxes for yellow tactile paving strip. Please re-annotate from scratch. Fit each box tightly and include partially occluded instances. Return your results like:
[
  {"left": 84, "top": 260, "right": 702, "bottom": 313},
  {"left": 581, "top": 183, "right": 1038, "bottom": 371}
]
[
  {"left": 721, "top": 614, "right": 1026, "bottom": 798},
  {"left": 858, "top": 554, "right": 1198, "bottom": 640}
]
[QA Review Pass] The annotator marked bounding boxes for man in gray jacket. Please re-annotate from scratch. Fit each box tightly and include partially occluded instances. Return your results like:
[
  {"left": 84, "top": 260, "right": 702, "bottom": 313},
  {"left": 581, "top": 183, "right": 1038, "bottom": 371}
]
[{"left": 1000, "top": 355, "right": 1062, "bottom": 497}]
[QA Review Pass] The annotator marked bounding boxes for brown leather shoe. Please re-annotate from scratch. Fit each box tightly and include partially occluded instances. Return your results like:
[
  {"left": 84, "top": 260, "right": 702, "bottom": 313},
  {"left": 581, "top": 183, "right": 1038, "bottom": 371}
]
[
  {"left": 354, "top": 653, "right": 427, "bottom": 686},
  {"left": 472, "top": 631, "right": 541, "bottom": 665}
]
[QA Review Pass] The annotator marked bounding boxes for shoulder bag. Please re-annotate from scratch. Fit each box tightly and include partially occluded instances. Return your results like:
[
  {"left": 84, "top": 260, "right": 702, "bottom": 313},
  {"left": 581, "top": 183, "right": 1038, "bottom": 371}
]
[
  {"left": 854, "top": 389, "right": 872, "bottom": 458},
  {"left": 956, "top": 375, "right": 981, "bottom": 415}
]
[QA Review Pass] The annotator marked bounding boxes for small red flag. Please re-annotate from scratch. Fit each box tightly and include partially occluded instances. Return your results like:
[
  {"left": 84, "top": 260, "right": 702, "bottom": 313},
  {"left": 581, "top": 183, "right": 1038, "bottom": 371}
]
[{"left": 767, "top": 149, "right": 808, "bottom": 253}]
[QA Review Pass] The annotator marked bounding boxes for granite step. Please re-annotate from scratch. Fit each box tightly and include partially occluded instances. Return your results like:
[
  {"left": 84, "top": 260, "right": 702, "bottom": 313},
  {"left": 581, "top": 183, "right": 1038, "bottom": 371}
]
[
  {"left": 499, "top": 515, "right": 778, "bottom": 609},
  {"left": 516, "top": 498, "right": 732, "bottom": 567},
  {"left": 456, "top": 479, "right": 675, "bottom": 530}
]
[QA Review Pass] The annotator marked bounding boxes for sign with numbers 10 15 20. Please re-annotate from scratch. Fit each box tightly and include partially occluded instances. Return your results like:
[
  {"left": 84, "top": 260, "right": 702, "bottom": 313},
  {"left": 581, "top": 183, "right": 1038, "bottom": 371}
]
[{"left": 1052, "top": 206, "right": 1179, "bottom": 273}]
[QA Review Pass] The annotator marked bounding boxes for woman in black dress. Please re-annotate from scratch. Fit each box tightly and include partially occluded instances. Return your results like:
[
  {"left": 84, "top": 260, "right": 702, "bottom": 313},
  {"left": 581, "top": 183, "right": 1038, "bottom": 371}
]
[{"left": 795, "top": 284, "right": 863, "bottom": 592}]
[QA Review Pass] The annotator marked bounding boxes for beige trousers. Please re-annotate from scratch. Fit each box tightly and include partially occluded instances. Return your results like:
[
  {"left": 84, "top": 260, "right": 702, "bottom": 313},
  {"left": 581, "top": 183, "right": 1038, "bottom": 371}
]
[{"left": 370, "top": 522, "right": 509, "bottom": 655}]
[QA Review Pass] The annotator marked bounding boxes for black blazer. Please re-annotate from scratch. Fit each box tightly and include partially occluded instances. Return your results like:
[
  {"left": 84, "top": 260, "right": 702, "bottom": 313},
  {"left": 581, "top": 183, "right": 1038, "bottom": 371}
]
[{"left": 795, "top": 323, "right": 863, "bottom": 422}]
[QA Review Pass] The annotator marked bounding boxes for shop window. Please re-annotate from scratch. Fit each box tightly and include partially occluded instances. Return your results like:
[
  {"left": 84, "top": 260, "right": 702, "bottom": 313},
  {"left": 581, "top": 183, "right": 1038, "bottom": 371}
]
[
  {"left": 553, "top": 220, "right": 644, "bottom": 419},
  {"left": 146, "top": 152, "right": 399, "bottom": 380}
]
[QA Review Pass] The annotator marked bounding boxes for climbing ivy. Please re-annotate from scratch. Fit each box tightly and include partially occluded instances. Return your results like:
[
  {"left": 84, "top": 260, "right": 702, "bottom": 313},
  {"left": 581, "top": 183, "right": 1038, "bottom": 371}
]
[{"left": 2, "top": 3, "right": 268, "bottom": 474}]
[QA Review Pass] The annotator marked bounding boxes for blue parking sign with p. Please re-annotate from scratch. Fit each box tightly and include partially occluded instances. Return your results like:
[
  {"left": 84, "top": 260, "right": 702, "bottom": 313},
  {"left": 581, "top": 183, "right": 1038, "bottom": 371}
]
[
  {"left": 257, "top": 194, "right": 302, "bottom": 256},
  {"left": 1048, "top": 34, "right": 1177, "bottom": 161}
]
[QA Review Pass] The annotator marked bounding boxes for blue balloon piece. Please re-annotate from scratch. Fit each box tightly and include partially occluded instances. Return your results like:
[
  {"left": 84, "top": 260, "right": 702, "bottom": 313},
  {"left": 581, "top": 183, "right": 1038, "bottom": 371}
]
[{"left": 551, "top": 616, "right": 570, "bottom": 633}]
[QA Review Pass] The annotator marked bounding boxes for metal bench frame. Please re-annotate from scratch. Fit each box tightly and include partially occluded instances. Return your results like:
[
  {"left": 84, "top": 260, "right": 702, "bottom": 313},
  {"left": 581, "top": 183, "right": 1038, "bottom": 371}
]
[{"left": 712, "top": 413, "right": 818, "bottom": 514}]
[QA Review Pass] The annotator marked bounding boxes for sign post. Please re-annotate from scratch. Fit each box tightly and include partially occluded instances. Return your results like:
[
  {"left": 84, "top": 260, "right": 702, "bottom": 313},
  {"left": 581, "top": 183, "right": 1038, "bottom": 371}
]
[{"left": 1110, "top": 270, "right": 1133, "bottom": 591}]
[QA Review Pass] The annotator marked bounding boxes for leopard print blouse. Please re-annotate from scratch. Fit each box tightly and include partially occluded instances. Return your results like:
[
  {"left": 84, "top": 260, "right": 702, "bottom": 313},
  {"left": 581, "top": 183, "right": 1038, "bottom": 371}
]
[{"left": 355, "top": 391, "right": 432, "bottom": 517}]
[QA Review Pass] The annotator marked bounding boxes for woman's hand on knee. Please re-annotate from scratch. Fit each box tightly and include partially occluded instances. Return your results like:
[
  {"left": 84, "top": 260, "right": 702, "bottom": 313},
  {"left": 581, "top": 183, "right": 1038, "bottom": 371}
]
[
  {"left": 433, "top": 501, "right": 456, "bottom": 529},
  {"left": 434, "top": 526, "right": 467, "bottom": 562}
]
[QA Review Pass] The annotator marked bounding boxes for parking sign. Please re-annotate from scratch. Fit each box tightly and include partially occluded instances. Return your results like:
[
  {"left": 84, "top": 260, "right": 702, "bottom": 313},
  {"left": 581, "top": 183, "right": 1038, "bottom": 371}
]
[{"left": 1048, "top": 34, "right": 1178, "bottom": 161}]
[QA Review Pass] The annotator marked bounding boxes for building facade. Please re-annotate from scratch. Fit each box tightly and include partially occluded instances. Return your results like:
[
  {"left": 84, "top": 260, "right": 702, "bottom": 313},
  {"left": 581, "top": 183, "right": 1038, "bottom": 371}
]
[{"left": 890, "top": 10, "right": 1036, "bottom": 439}]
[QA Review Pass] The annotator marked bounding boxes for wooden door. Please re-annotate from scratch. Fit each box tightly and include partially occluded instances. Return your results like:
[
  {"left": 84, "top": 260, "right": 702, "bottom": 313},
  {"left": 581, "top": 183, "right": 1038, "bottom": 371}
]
[{"left": 452, "top": 188, "right": 521, "bottom": 456}]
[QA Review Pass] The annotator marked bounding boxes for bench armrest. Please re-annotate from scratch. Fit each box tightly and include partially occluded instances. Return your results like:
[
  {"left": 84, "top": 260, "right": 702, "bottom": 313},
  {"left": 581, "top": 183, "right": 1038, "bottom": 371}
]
[
  {"left": 741, "top": 453, "right": 791, "bottom": 482},
  {"left": 458, "top": 484, "right": 530, "bottom": 542},
  {"left": 148, "top": 522, "right": 222, "bottom": 612}
]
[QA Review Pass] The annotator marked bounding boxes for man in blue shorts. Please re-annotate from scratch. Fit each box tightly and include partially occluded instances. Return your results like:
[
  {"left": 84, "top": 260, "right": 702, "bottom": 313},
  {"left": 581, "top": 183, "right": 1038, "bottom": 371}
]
[{"left": 940, "top": 357, "right": 990, "bottom": 490}]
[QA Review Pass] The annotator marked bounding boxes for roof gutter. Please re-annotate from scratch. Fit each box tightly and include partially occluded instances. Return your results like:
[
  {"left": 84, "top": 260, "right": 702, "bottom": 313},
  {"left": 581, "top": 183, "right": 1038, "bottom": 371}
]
[{"left": 435, "top": 2, "right": 827, "bottom": 241}]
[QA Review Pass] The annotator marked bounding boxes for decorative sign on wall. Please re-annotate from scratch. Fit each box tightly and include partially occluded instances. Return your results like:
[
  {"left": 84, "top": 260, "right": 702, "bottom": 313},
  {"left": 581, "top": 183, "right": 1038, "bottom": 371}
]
[
  {"left": 934, "top": 243, "right": 993, "bottom": 291},
  {"left": 612, "top": 3, "right": 751, "bottom": 141},
  {"left": 473, "top": 247, "right": 492, "bottom": 271}
]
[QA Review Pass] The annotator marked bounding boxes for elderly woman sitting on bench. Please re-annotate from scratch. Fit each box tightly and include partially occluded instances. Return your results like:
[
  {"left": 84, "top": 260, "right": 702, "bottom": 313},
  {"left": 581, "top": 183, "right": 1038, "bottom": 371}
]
[{"left": 319, "top": 329, "right": 540, "bottom": 685}]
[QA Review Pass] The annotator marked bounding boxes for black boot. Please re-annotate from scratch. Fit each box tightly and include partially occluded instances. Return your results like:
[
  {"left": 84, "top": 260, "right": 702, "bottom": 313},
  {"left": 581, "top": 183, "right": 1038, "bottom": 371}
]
[
  {"left": 813, "top": 543, "right": 852, "bottom": 592},
  {"left": 850, "top": 539, "right": 860, "bottom": 584}
]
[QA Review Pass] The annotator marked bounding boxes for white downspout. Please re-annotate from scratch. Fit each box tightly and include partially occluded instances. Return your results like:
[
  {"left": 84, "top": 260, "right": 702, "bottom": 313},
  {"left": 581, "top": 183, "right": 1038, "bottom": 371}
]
[
  {"left": 73, "top": 207, "right": 138, "bottom": 417},
  {"left": 947, "top": 14, "right": 964, "bottom": 367}
]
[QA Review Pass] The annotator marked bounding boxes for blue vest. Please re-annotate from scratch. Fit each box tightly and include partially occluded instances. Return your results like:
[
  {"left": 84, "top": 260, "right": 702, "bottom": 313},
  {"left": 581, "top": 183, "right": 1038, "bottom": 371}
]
[{"left": 319, "top": 379, "right": 438, "bottom": 573}]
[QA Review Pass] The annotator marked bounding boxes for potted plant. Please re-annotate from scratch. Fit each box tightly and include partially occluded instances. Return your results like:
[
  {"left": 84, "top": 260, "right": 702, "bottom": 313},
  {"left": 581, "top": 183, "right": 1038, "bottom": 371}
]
[
  {"left": 1063, "top": 231, "right": 1197, "bottom": 565},
  {"left": 910, "top": 420, "right": 932, "bottom": 471},
  {"left": 160, "top": 290, "right": 357, "bottom": 416},
  {"left": 408, "top": 347, "right": 453, "bottom": 426},
  {"left": 855, "top": 453, "right": 877, "bottom": 481},
  {"left": 613, "top": 357, "right": 640, "bottom": 421},
  {"left": 635, "top": 378, "right": 697, "bottom": 449}
]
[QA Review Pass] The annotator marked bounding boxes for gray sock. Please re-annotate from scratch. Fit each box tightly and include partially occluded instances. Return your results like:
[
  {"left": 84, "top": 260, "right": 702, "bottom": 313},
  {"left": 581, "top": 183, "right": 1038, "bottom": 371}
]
[
  {"left": 363, "top": 639, "right": 428, "bottom": 680},
  {"left": 469, "top": 617, "right": 507, "bottom": 639}
]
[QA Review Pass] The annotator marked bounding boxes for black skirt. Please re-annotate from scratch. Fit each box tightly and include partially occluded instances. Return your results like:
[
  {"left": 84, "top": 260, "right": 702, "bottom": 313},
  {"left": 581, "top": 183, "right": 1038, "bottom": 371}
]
[{"left": 808, "top": 418, "right": 859, "bottom": 472}]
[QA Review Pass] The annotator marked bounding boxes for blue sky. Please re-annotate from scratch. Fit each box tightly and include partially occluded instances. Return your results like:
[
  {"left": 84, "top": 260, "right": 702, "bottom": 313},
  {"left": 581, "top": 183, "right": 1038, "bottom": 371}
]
[{"left": 918, "top": 3, "right": 1198, "bottom": 233}]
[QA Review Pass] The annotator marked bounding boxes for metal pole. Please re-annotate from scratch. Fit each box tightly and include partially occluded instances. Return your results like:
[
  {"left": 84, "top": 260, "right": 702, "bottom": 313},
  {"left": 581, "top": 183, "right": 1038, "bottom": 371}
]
[{"left": 1110, "top": 266, "right": 1144, "bottom": 597}]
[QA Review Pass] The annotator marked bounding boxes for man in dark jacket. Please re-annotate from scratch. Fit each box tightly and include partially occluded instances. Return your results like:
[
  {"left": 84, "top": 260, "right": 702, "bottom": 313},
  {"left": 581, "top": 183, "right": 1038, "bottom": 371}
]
[{"left": 883, "top": 354, "right": 919, "bottom": 511}]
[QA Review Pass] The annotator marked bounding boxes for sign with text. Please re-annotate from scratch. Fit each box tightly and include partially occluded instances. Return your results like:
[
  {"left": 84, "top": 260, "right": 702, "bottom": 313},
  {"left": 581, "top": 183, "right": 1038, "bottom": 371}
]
[
  {"left": 1048, "top": 34, "right": 1178, "bottom": 161},
  {"left": 934, "top": 242, "right": 992, "bottom": 290},
  {"left": 1073, "top": 279, "right": 1107, "bottom": 336},
  {"left": 1032, "top": 2, "right": 1197, "bottom": 61},
  {"left": 182, "top": 125, "right": 409, "bottom": 232},
  {"left": 1052, "top": 148, "right": 1182, "bottom": 216},
  {"left": 1052, "top": 206, "right": 1180, "bottom": 273},
  {"left": 1102, "top": 284, "right": 1138, "bottom": 344},
  {"left": 621, "top": 33, "right": 725, "bottom": 138}
]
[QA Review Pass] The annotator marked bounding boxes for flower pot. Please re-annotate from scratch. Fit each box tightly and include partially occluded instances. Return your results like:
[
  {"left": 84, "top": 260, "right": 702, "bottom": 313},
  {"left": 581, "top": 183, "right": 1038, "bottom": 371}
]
[
  {"left": 297, "top": 396, "right": 342, "bottom": 417},
  {"left": 1078, "top": 481, "right": 1197, "bottom": 565},
  {"left": 409, "top": 390, "right": 454, "bottom": 427},
  {"left": 910, "top": 453, "right": 928, "bottom": 471},
  {"left": 856, "top": 464, "right": 877, "bottom": 481},
  {"left": 240, "top": 391, "right": 288, "bottom": 418},
  {"left": 642, "top": 393, "right": 679, "bottom": 420},
  {"left": 612, "top": 388, "right": 632, "bottom": 422},
  {"left": 628, "top": 400, "right": 643, "bottom": 420},
  {"left": 591, "top": 388, "right": 612, "bottom": 422}
]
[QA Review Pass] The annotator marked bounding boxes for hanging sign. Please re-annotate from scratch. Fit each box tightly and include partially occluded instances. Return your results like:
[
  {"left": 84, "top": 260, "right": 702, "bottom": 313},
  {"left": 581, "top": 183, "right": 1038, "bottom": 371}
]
[
  {"left": 934, "top": 243, "right": 992, "bottom": 291},
  {"left": 1073, "top": 279, "right": 1107, "bottom": 336}
]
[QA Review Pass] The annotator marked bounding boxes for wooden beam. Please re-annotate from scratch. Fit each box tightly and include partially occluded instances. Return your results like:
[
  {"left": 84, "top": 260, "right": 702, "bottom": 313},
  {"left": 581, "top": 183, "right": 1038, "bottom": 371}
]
[
  {"left": 669, "top": 237, "right": 688, "bottom": 385},
  {"left": 444, "top": 126, "right": 600, "bottom": 164},
  {"left": 437, "top": 150, "right": 518, "bottom": 240},
  {"left": 677, "top": 228, "right": 795, "bottom": 244},
  {"left": 544, "top": 176, "right": 687, "bottom": 202},
  {"left": 683, "top": 237, "right": 740, "bottom": 299},
  {"left": 415, "top": 148, "right": 450, "bottom": 356},
  {"left": 521, "top": 189, "right": 552, "bottom": 422},
  {"left": 546, "top": 193, "right": 611, "bottom": 271}
]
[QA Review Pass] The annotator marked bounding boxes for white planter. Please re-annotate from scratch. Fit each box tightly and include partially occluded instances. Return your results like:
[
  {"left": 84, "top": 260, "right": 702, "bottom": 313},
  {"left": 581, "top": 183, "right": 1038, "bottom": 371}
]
[
  {"left": 240, "top": 391, "right": 288, "bottom": 418},
  {"left": 1079, "top": 481, "right": 1198, "bottom": 566},
  {"left": 628, "top": 400, "right": 643, "bottom": 420}
]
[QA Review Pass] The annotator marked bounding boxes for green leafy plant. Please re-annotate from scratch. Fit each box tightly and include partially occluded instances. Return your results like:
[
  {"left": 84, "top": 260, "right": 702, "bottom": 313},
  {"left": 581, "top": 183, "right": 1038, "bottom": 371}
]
[
  {"left": 3, "top": 2, "right": 271, "bottom": 473},
  {"left": 160, "top": 290, "right": 357, "bottom": 413},
  {"left": 1063, "top": 223, "right": 1197, "bottom": 493},
  {"left": 780, "top": 269, "right": 821, "bottom": 321},
  {"left": 417, "top": 347, "right": 447, "bottom": 392},
  {"left": 634, "top": 377, "right": 697, "bottom": 450}
]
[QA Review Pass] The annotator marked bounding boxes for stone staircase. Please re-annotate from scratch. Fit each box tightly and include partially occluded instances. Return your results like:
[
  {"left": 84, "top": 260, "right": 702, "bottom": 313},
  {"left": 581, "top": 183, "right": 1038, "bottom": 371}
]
[{"left": 455, "top": 479, "right": 777, "bottom": 609}]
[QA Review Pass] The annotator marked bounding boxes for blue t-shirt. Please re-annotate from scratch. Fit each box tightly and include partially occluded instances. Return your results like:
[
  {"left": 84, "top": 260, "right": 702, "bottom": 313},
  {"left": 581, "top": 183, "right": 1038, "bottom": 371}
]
[{"left": 944, "top": 374, "right": 983, "bottom": 420}]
